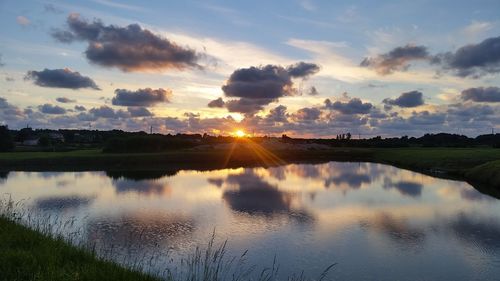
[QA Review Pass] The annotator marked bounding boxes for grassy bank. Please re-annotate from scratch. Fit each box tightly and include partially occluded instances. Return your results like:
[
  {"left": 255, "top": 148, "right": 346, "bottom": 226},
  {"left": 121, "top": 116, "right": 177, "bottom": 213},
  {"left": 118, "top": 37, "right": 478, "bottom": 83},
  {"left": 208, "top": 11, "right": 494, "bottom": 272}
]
[
  {"left": 0, "top": 216, "right": 160, "bottom": 281},
  {"left": 0, "top": 209, "right": 334, "bottom": 281},
  {"left": 0, "top": 146, "right": 499, "bottom": 193}
]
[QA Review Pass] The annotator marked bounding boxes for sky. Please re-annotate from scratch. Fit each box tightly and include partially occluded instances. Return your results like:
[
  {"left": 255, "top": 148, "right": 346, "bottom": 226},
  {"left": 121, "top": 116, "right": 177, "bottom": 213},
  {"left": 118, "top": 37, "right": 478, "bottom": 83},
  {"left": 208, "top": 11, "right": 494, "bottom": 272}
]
[{"left": 1, "top": 0, "right": 500, "bottom": 137}]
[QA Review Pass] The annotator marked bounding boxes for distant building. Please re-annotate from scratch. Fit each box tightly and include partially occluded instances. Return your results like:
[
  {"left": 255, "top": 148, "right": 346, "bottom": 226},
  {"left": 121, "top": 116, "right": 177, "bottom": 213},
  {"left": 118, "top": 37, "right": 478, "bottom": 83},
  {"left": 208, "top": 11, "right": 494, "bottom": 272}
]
[
  {"left": 22, "top": 138, "right": 39, "bottom": 146},
  {"left": 48, "top": 132, "right": 65, "bottom": 142}
]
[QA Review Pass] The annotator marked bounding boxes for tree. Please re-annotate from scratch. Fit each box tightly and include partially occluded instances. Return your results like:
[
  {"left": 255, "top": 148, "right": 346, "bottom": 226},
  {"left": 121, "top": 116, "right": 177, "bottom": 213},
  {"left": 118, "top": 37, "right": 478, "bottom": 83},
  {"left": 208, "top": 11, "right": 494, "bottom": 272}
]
[{"left": 0, "top": 125, "right": 14, "bottom": 152}]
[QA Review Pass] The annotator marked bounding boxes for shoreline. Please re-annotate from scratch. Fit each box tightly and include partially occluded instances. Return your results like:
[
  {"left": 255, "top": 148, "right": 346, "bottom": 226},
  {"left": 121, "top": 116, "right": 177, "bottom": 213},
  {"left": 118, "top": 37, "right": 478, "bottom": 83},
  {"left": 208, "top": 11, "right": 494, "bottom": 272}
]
[{"left": 0, "top": 147, "right": 499, "bottom": 198}]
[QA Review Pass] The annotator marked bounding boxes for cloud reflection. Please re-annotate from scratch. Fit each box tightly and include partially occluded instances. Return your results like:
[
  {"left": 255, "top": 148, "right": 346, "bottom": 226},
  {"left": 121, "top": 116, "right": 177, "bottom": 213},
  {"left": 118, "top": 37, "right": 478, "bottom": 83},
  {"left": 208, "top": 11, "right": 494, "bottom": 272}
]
[
  {"left": 210, "top": 169, "right": 314, "bottom": 223},
  {"left": 35, "top": 195, "right": 94, "bottom": 211},
  {"left": 383, "top": 178, "right": 423, "bottom": 198}
]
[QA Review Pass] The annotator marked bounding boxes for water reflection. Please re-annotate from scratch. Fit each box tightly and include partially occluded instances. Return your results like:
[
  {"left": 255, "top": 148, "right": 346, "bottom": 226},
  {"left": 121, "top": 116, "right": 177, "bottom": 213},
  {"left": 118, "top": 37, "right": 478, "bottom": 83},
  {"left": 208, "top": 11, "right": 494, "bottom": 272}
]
[
  {"left": 360, "top": 213, "right": 426, "bottom": 251},
  {"left": 35, "top": 195, "right": 94, "bottom": 211},
  {"left": 383, "top": 178, "right": 423, "bottom": 198},
  {"left": 1, "top": 162, "right": 500, "bottom": 280},
  {"left": 209, "top": 169, "right": 315, "bottom": 223},
  {"left": 0, "top": 171, "right": 8, "bottom": 184},
  {"left": 105, "top": 170, "right": 178, "bottom": 181},
  {"left": 87, "top": 212, "right": 195, "bottom": 250}
]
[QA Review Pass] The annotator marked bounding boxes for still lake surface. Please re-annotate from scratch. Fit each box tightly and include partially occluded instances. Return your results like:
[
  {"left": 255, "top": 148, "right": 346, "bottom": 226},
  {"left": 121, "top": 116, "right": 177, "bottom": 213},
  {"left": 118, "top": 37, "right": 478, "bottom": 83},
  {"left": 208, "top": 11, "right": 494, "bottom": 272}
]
[{"left": 2, "top": 162, "right": 500, "bottom": 280}]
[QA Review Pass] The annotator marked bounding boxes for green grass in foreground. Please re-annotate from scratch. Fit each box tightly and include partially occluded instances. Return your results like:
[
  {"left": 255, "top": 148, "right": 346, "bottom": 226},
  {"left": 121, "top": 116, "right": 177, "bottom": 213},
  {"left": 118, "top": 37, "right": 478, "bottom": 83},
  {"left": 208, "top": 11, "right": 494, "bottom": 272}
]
[{"left": 0, "top": 217, "right": 160, "bottom": 281}]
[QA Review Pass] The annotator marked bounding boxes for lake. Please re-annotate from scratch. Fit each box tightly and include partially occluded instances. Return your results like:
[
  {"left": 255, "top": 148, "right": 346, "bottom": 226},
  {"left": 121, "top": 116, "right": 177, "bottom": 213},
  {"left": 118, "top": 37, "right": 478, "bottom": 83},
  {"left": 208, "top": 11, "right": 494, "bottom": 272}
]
[{"left": 1, "top": 162, "right": 500, "bottom": 280}]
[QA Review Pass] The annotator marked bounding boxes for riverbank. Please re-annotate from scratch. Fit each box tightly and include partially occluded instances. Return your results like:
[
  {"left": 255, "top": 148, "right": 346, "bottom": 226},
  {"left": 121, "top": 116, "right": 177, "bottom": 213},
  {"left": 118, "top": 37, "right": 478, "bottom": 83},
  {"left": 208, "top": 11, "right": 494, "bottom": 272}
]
[
  {"left": 0, "top": 146, "right": 499, "bottom": 196},
  {"left": 0, "top": 216, "right": 160, "bottom": 281}
]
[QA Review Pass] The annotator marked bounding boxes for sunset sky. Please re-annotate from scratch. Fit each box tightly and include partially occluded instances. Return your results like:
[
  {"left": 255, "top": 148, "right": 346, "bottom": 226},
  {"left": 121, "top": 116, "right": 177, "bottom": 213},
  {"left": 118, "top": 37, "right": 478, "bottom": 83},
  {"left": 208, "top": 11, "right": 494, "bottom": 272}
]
[{"left": 1, "top": 0, "right": 499, "bottom": 137}]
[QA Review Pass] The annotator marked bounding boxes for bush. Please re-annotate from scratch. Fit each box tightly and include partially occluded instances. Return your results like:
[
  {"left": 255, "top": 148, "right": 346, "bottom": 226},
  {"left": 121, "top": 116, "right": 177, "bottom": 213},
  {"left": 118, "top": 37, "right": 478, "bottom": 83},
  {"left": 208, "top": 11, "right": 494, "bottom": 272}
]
[{"left": 103, "top": 136, "right": 198, "bottom": 153}]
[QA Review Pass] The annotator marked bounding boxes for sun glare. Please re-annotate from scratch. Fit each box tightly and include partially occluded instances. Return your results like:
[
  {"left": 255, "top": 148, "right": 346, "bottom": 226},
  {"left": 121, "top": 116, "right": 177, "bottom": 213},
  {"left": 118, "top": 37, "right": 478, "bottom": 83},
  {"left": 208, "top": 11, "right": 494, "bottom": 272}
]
[{"left": 234, "top": 130, "right": 246, "bottom": 137}]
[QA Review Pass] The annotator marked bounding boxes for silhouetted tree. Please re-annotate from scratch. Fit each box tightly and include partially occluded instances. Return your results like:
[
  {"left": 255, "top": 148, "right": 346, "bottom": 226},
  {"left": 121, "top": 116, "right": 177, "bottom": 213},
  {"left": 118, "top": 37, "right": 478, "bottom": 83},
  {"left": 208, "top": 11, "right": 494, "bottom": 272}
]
[{"left": 0, "top": 125, "right": 14, "bottom": 152}]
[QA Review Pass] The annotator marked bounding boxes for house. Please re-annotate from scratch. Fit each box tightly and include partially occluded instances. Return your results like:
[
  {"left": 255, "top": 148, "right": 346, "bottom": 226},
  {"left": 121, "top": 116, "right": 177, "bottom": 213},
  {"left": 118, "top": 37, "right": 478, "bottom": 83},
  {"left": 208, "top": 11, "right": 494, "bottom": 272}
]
[{"left": 22, "top": 138, "right": 40, "bottom": 146}]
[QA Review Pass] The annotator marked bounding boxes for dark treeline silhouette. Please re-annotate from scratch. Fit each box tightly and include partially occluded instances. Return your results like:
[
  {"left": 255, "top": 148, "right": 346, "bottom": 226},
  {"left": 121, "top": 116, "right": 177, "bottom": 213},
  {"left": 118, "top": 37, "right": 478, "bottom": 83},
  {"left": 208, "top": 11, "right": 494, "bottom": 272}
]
[{"left": 1, "top": 125, "right": 500, "bottom": 153}]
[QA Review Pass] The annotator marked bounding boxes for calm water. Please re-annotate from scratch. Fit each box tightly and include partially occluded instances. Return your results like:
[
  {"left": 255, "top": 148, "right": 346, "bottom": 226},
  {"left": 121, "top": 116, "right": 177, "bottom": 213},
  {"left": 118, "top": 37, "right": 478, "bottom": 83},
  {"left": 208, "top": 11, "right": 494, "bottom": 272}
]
[{"left": 2, "top": 162, "right": 500, "bottom": 280}]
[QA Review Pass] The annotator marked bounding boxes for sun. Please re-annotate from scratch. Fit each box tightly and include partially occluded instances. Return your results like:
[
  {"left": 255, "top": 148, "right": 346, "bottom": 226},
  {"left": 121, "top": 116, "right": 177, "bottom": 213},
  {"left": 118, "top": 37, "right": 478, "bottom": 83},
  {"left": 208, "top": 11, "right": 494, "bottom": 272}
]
[{"left": 234, "top": 130, "right": 246, "bottom": 138}]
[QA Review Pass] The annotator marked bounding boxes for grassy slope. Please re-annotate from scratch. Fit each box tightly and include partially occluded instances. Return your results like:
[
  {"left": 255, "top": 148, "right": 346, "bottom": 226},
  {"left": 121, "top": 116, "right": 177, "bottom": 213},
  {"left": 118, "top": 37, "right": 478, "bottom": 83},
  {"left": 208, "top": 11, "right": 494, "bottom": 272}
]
[{"left": 0, "top": 217, "right": 159, "bottom": 281}]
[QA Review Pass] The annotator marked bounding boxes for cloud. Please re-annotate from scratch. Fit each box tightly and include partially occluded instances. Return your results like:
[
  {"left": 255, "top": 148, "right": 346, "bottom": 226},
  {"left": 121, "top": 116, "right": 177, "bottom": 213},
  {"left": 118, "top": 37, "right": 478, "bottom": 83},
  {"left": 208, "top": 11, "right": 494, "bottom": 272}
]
[
  {"left": 74, "top": 105, "right": 86, "bottom": 111},
  {"left": 127, "top": 107, "right": 153, "bottom": 117},
  {"left": 38, "top": 104, "right": 67, "bottom": 115},
  {"left": 299, "top": 0, "right": 316, "bottom": 11},
  {"left": 218, "top": 63, "right": 319, "bottom": 115},
  {"left": 89, "top": 105, "right": 128, "bottom": 119},
  {"left": 308, "top": 86, "right": 319, "bottom": 96},
  {"left": 112, "top": 88, "right": 172, "bottom": 106},
  {"left": 44, "top": 4, "right": 64, "bottom": 14},
  {"left": 207, "top": 97, "right": 225, "bottom": 108},
  {"left": 461, "top": 87, "right": 500, "bottom": 102},
  {"left": 360, "top": 44, "right": 430, "bottom": 75},
  {"left": 286, "top": 62, "right": 320, "bottom": 78},
  {"left": 25, "top": 68, "right": 100, "bottom": 90},
  {"left": 52, "top": 13, "right": 201, "bottom": 72},
  {"left": 463, "top": 21, "right": 493, "bottom": 36},
  {"left": 224, "top": 98, "right": 274, "bottom": 115},
  {"left": 16, "top": 16, "right": 30, "bottom": 26},
  {"left": 324, "top": 97, "right": 373, "bottom": 114},
  {"left": 266, "top": 105, "right": 289, "bottom": 123},
  {"left": 383, "top": 91, "right": 425, "bottom": 108},
  {"left": 56, "top": 97, "right": 76, "bottom": 103},
  {"left": 436, "top": 36, "right": 500, "bottom": 77},
  {"left": 292, "top": 107, "right": 321, "bottom": 121}
]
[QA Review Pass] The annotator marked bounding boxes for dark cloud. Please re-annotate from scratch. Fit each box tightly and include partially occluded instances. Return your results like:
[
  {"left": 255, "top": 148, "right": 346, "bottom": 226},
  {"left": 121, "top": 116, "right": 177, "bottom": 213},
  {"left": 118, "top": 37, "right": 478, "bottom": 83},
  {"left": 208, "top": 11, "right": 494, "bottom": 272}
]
[
  {"left": 308, "top": 86, "right": 319, "bottom": 96},
  {"left": 38, "top": 104, "right": 67, "bottom": 115},
  {"left": 127, "top": 107, "right": 153, "bottom": 117},
  {"left": 292, "top": 107, "right": 321, "bottom": 121},
  {"left": 52, "top": 13, "right": 200, "bottom": 72},
  {"left": 225, "top": 98, "right": 274, "bottom": 115},
  {"left": 56, "top": 97, "right": 76, "bottom": 103},
  {"left": 461, "top": 87, "right": 500, "bottom": 102},
  {"left": 25, "top": 68, "right": 100, "bottom": 90},
  {"left": 324, "top": 97, "right": 373, "bottom": 114},
  {"left": 74, "top": 105, "right": 86, "bottom": 111},
  {"left": 286, "top": 62, "right": 320, "bottom": 78},
  {"left": 222, "top": 65, "right": 294, "bottom": 99},
  {"left": 207, "top": 97, "right": 225, "bottom": 108},
  {"left": 218, "top": 63, "right": 319, "bottom": 115},
  {"left": 360, "top": 45, "right": 430, "bottom": 75},
  {"left": 112, "top": 88, "right": 172, "bottom": 106},
  {"left": 265, "top": 105, "right": 288, "bottom": 123},
  {"left": 89, "top": 105, "right": 128, "bottom": 119},
  {"left": 383, "top": 91, "right": 424, "bottom": 108},
  {"left": 436, "top": 36, "right": 500, "bottom": 78}
]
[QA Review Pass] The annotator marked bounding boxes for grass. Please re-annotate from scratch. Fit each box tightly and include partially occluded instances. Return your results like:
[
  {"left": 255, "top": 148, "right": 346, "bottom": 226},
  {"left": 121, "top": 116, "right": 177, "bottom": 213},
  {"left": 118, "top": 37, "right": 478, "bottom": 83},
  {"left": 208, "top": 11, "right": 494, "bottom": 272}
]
[
  {"left": 0, "top": 216, "right": 160, "bottom": 281},
  {"left": 0, "top": 197, "right": 336, "bottom": 281}
]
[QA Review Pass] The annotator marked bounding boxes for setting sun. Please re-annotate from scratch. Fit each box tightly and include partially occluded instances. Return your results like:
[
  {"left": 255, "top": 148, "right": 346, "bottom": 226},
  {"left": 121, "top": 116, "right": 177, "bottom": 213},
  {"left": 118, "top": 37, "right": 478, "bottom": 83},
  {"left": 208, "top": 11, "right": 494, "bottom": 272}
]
[{"left": 234, "top": 130, "right": 246, "bottom": 137}]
